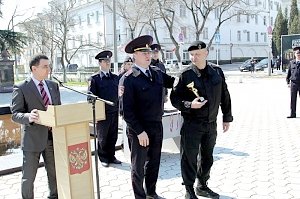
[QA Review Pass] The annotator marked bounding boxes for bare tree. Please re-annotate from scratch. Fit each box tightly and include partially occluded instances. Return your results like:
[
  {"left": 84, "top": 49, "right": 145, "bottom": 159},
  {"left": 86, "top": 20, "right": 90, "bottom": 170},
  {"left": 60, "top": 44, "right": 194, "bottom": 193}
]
[
  {"left": 181, "top": 0, "right": 253, "bottom": 47},
  {"left": 101, "top": 0, "right": 152, "bottom": 40},
  {"left": 156, "top": 0, "right": 182, "bottom": 64}
]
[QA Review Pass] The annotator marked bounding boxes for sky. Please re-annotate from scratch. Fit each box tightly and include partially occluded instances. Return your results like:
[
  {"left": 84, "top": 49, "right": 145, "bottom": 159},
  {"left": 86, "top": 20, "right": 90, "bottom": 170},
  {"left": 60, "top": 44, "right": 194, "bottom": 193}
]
[{"left": 0, "top": 0, "right": 50, "bottom": 29}]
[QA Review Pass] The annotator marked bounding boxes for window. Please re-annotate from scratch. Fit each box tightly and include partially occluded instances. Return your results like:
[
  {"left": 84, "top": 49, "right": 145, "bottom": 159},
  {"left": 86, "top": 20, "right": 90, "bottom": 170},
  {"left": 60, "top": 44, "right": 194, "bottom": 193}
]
[
  {"left": 165, "top": 50, "right": 173, "bottom": 60},
  {"left": 87, "top": 13, "right": 91, "bottom": 25},
  {"left": 237, "top": 13, "right": 241, "bottom": 22},
  {"left": 96, "top": 11, "right": 100, "bottom": 23},
  {"left": 262, "top": 33, "right": 267, "bottom": 42},
  {"left": 246, "top": 14, "right": 250, "bottom": 23},
  {"left": 179, "top": 4, "right": 186, "bottom": 17},
  {"left": 255, "top": 15, "right": 258, "bottom": 24},
  {"left": 183, "top": 50, "right": 189, "bottom": 60},
  {"left": 271, "top": 17, "right": 273, "bottom": 26},
  {"left": 88, "top": 33, "right": 91, "bottom": 44},
  {"left": 97, "top": 32, "right": 102, "bottom": 44},
  {"left": 270, "top": 1, "right": 273, "bottom": 10},
  {"left": 214, "top": 8, "right": 220, "bottom": 19},
  {"left": 255, "top": 32, "right": 259, "bottom": 42},
  {"left": 203, "top": 27, "right": 208, "bottom": 39},
  {"left": 255, "top": 0, "right": 258, "bottom": 6},
  {"left": 180, "top": 27, "right": 187, "bottom": 39},
  {"left": 237, "top": 31, "right": 241, "bottom": 41},
  {"left": 78, "top": 16, "right": 82, "bottom": 26},
  {"left": 263, "top": 16, "right": 266, "bottom": 25},
  {"left": 247, "top": 31, "right": 250, "bottom": 42}
]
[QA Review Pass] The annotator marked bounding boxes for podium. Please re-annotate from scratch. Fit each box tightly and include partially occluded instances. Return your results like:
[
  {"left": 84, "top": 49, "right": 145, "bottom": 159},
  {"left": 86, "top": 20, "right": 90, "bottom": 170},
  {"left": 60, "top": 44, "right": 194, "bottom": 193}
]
[{"left": 37, "top": 101, "right": 105, "bottom": 199}]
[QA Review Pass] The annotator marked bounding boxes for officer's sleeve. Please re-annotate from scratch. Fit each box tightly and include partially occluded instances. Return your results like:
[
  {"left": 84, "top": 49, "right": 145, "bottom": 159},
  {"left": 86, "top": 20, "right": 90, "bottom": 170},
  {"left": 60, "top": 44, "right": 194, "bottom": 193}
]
[
  {"left": 87, "top": 76, "right": 97, "bottom": 101},
  {"left": 286, "top": 62, "right": 292, "bottom": 84},
  {"left": 123, "top": 78, "right": 144, "bottom": 135},
  {"left": 162, "top": 72, "right": 175, "bottom": 88},
  {"left": 170, "top": 75, "right": 192, "bottom": 113},
  {"left": 218, "top": 68, "right": 233, "bottom": 123}
]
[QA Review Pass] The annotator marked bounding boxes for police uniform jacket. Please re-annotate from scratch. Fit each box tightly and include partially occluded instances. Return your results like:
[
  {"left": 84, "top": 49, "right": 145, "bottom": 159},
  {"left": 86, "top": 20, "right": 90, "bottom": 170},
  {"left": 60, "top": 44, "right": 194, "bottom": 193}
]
[
  {"left": 286, "top": 60, "right": 300, "bottom": 84},
  {"left": 88, "top": 71, "right": 119, "bottom": 114},
  {"left": 123, "top": 66, "right": 174, "bottom": 135},
  {"left": 151, "top": 59, "right": 166, "bottom": 73},
  {"left": 170, "top": 63, "right": 233, "bottom": 123}
]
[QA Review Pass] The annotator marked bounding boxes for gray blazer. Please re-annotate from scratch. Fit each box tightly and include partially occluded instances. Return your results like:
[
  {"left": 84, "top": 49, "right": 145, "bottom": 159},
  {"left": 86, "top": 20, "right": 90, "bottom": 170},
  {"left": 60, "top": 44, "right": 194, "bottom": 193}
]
[{"left": 11, "top": 77, "right": 61, "bottom": 152}]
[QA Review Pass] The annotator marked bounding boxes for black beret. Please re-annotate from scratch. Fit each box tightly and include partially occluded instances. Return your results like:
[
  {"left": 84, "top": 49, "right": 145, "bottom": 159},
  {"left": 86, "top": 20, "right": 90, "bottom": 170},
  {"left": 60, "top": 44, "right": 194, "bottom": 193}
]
[
  {"left": 293, "top": 46, "right": 300, "bottom": 51},
  {"left": 150, "top": 44, "right": 161, "bottom": 51},
  {"left": 124, "top": 56, "right": 133, "bottom": 63},
  {"left": 188, "top": 41, "right": 207, "bottom": 51},
  {"left": 95, "top": 50, "right": 112, "bottom": 60},
  {"left": 125, "top": 35, "right": 153, "bottom": 54}
]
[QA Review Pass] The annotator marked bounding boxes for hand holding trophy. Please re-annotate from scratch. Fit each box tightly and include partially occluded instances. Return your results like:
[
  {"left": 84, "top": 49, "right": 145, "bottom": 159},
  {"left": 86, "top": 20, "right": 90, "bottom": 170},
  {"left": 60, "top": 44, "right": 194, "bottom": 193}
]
[{"left": 186, "top": 82, "right": 205, "bottom": 102}]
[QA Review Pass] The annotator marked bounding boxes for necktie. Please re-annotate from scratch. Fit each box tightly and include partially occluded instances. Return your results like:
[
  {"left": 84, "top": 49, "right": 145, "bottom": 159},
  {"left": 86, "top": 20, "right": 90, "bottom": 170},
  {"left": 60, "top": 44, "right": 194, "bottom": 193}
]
[
  {"left": 146, "top": 70, "right": 152, "bottom": 81},
  {"left": 38, "top": 81, "right": 50, "bottom": 108}
]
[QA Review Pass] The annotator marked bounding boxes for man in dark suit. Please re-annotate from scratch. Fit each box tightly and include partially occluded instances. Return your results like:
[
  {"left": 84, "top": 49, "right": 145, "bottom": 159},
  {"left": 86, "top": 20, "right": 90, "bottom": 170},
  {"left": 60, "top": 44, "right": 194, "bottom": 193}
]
[
  {"left": 286, "top": 46, "right": 300, "bottom": 118},
  {"left": 11, "top": 54, "right": 61, "bottom": 199},
  {"left": 88, "top": 50, "right": 121, "bottom": 167},
  {"left": 122, "top": 35, "right": 175, "bottom": 199}
]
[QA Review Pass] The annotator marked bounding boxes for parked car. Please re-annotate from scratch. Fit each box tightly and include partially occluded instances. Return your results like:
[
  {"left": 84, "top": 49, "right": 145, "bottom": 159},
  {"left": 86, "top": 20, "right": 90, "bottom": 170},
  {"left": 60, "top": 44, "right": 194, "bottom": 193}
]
[
  {"left": 239, "top": 59, "right": 253, "bottom": 72},
  {"left": 254, "top": 58, "right": 268, "bottom": 71}
]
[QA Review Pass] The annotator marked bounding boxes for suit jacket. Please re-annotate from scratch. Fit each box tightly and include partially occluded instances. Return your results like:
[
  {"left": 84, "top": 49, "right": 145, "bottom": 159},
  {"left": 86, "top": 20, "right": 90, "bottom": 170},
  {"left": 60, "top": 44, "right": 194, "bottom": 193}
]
[{"left": 11, "top": 77, "right": 61, "bottom": 152}]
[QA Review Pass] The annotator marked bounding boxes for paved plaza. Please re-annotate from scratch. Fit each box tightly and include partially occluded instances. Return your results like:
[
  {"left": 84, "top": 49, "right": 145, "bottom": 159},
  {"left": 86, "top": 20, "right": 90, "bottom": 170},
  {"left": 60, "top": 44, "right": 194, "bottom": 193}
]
[{"left": 1, "top": 73, "right": 300, "bottom": 199}]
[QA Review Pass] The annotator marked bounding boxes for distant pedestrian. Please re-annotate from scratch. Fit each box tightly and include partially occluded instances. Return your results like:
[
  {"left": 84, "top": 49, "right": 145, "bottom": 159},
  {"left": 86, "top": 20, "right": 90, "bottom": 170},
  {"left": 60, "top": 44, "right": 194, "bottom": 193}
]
[
  {"left": 276, "top": 56, "right": 281, "bottom": 70},
  {"left": 170, "top": 41, "right": 233, "bottom": 199},
  {"left": 250, "top": 58, "right": 255, "bottom": 73},
  {"left": 286, "top": 46, "right": 300, "bottom": 118},
  {"left": 88, "top": 50, "right": 121, "bottom": 167}
]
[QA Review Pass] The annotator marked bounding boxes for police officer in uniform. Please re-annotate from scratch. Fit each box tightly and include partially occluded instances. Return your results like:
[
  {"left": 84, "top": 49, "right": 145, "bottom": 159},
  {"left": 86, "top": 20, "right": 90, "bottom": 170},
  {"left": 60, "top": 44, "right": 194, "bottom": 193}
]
[
  {"left": 122, "top": 35, "right": 175, "bottom": 199},
  {"left": 88, "top": 50, "right": 121, "bottom": 167},
  {"left": 286, "top": 46, "right": 300, "bottom": 118},
  {"left": 151, "top": 44, "right": 168, "bottom": 102},
  {"left": 170, "top": 41, "right": 233, "bottom": 199}
]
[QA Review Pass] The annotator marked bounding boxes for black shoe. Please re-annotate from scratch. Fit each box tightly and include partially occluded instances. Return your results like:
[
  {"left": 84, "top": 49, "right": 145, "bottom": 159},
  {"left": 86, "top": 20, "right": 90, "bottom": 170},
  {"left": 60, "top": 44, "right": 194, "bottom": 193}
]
[
  {"left": 101, "top": 162, "right": 109, "bottom": 167},
  {"left": 185, "top": 186, "right": 198, "bottom": 199},
  {"left": 146, "top": 194, "right": 165, "bottom": 199},
  {"left": 287, "top": 115, "right": 296, "bottom": 118},
  {"left": 196, "top": 185, "right": 219, "bottom": 199},
  {"left": 111, "top": 158, "right": 122, "bottom": 164}
]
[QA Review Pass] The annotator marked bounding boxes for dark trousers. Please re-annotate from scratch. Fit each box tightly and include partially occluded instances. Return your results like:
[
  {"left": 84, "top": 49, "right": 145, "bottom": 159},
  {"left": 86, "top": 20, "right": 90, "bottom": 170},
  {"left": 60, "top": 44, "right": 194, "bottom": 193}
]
[
  {"left": 97, "top": 112, "right": 119, "bottom": 163},
  {"left": 290, "top": 82, "right": 300, "bottom": 116},
  {"left": 127, "top": 122, "right": 163, "bottom": 199},
  {"left": 22, "top": 140, "right": 58, "bottom": 199},
  {"left": 180, "top": 120, "right": 217, "bottom": 186}
]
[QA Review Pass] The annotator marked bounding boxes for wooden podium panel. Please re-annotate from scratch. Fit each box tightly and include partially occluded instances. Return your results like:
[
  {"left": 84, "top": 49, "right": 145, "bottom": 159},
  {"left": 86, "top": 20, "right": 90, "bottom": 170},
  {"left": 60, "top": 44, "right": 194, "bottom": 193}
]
[{"left": 36, "top": 101, "right": 105, "bottom": 199}]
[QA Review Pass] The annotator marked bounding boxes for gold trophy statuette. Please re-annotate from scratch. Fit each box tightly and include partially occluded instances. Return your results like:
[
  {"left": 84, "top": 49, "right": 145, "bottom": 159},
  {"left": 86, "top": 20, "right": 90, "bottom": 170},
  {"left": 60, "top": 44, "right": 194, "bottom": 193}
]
[{"left": 186, "top": 82, "right": 205, "bottom": 102}]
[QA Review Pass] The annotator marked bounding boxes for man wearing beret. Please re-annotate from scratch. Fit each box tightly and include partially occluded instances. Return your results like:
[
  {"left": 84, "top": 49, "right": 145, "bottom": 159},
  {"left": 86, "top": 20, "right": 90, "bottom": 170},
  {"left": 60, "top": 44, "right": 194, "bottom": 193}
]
[
  {"left": 122, "top": 35, "right": 175, "bottom": 199},
  {"left": 286, "top": 46, "right": 300, "bottom": 118},
  {"left": 150, "top": 44, "right": 168, "bottom": 103},
  {"left": 88, "top": 50, "right": 121, "bottom": 167},
  {"left": 170, "top": 41, "right": 233, "bottom": 199}
]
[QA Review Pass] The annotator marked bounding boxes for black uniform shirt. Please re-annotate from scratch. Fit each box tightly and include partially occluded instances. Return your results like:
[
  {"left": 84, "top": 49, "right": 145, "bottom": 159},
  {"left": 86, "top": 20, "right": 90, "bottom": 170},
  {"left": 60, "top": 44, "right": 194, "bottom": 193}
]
[
  {"left": 88, "top": 71, "right": 119, "bottom": 114},
  {"left": 151, "top": 59, "right": 166, "bottom": 73},
  {"left": 170, "top": 63, "right": 233, "bottom": 123},
  {"left": 123, "top": 66, "right": 174, "bottom": 135},
  {"left": 286, "top": 60, "right": 300, "bottom": 84}
]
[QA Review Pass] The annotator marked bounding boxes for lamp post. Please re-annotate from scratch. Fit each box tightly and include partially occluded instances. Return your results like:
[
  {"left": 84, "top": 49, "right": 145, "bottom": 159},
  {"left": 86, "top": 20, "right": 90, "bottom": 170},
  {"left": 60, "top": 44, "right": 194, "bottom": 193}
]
[
  {"left": 230, "top": 43, "right": 233, "bottom": 64},
  {"left": 267, "top": 0, "right": 272, "bottom": 76},
  {"left": 112, "top": 0, "right": 118, "bottom": 73}
]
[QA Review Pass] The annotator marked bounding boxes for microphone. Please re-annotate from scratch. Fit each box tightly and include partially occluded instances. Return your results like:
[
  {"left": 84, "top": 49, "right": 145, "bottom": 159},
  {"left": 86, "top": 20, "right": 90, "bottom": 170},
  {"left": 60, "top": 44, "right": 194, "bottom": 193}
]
[{"left": 52, "top": 76, "right": 63, "bottom": 85}]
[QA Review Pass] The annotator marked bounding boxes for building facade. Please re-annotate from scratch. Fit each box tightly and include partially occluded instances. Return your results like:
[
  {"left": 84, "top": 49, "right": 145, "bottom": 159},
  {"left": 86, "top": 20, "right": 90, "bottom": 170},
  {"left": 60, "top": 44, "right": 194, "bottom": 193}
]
[{"left": 20, "top": 0, "right": 282, "bottom": 72}]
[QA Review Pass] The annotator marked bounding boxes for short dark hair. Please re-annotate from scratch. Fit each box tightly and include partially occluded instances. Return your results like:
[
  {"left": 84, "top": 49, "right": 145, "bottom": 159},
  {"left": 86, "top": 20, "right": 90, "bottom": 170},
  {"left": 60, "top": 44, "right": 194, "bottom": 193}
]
[{"left": 29, "top": 54, "right": 49, "bottom": 71}]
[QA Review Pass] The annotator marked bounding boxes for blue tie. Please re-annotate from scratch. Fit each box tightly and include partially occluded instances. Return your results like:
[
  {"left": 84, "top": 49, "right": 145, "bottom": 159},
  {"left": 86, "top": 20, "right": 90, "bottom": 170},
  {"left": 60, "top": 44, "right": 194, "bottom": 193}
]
[{"left": 146, "top": 70, "right": 151, "bottom": 79}]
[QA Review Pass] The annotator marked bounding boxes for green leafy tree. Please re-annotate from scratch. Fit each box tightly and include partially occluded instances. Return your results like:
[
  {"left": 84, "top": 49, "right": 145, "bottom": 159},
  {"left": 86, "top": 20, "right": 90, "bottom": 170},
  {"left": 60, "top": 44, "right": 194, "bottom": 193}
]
[
  {"left": 288, "top": 0, "right": 299, "bottom": 34},
  {"left": 272, "top": 7, "right": 286, "bottom": 57},
  {"left": 0, "top": 29, "right": 27, "bottom": 54},
  {"left": 289, "top": 15, "right": 300, "bottom": 34}
]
